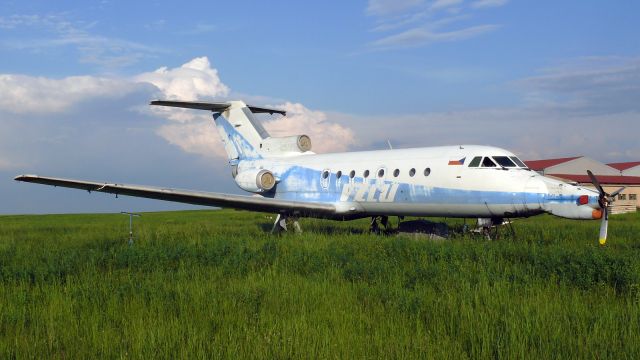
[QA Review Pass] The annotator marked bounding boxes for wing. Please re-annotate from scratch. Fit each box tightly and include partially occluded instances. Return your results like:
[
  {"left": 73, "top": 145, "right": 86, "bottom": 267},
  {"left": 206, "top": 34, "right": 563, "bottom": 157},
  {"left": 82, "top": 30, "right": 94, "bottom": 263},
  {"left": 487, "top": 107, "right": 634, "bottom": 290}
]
[{"left": 14, "top": 175, "right": 335, "bottom": 216}]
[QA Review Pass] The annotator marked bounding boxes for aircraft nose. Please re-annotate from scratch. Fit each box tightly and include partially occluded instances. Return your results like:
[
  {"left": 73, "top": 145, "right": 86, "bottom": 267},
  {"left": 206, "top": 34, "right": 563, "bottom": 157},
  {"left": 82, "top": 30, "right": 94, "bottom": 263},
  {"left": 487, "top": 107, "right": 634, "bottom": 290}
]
[
  {"left": 539, "top": 177, "right": 602, "bottom": 219},
  {"left": 571, "top": 186, "right": 602, "bottom": 219}
]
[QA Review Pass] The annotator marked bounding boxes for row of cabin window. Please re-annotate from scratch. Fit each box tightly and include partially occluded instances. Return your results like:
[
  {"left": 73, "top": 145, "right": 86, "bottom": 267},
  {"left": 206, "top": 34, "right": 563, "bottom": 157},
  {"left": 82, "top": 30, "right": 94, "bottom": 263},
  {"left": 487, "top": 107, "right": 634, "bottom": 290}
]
[
  {"left": 467, "top": 156, "right": 527, "bottom": 168},
  {"left": 322, "top": 167, "right": 431, "bottom": 180}
]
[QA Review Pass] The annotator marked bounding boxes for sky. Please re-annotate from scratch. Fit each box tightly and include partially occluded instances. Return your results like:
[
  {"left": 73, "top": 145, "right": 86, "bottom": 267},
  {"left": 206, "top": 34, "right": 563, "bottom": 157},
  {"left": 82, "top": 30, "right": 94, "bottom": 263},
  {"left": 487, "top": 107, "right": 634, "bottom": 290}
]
[{"left": 1, "top": 0, "right": 639, "bottom": 214}]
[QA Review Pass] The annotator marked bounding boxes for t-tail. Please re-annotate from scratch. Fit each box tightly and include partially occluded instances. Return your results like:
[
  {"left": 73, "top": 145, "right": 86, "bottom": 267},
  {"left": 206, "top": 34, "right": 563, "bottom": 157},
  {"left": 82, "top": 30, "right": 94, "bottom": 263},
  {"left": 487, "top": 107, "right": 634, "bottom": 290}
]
[{"left": 150, "top": 100, "right": 313, "bottom": 162}]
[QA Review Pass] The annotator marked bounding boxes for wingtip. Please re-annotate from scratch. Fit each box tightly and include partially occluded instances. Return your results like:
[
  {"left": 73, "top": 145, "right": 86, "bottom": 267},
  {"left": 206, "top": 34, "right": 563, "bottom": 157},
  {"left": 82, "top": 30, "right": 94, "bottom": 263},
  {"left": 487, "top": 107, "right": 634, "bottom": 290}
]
[{"left": 14, "top": 174, "right": 37, "bottom": 181}]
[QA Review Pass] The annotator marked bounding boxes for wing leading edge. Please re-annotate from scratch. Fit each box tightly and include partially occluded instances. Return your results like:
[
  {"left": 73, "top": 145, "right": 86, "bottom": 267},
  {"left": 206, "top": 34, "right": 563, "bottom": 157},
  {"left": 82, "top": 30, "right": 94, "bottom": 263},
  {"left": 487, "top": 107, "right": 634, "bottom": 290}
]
[{"left": 14, "top": 175, "right": 335, "bottom": 217}]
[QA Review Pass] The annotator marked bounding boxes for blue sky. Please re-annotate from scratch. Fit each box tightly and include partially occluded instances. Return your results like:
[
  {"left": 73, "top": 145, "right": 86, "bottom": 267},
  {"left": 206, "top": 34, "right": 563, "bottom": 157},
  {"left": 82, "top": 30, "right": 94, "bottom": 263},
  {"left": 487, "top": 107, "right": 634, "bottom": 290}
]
[{"left": 1, "top": 0, "right": 639, "bottom": 213}]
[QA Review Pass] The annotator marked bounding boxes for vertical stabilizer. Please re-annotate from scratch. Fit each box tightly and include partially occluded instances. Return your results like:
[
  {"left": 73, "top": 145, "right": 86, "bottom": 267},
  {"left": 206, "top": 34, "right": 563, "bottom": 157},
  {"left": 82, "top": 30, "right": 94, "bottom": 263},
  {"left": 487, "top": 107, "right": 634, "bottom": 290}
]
[
  {"left": 150, "top": 99, "right": 302, "bottom": 162},
  {"left": 213, "top": 101, "right": 268, "bottom": 161}
]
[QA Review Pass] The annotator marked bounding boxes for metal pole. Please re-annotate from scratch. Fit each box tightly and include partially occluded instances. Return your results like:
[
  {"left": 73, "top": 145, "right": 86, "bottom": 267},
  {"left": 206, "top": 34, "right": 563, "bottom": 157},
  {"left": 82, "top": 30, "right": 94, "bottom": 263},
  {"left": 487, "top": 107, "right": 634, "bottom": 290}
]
[{"left": 120, "top": 212, "right": 141, "bottom": 245}]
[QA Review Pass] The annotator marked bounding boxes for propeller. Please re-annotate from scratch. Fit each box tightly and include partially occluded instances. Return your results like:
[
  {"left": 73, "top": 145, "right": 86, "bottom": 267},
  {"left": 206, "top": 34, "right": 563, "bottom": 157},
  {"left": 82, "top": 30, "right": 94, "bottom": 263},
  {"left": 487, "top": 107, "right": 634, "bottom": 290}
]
[{"left": 586, "top": 170, "right": 625, "bottom": 245}]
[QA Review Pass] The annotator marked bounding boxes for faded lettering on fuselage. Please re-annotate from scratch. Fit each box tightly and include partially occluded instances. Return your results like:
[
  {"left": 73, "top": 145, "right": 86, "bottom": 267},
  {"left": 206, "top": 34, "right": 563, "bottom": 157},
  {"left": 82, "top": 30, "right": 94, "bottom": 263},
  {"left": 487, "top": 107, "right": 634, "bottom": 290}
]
[{"left": 340, "top": 183, "right": 399, "bottom": 203}]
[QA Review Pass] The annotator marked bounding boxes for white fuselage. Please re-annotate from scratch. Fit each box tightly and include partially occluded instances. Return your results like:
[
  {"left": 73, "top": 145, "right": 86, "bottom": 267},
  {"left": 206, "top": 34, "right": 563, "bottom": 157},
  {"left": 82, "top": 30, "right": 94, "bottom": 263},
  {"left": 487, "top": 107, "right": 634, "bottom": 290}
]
[{"left": 236, "top": 145, "right": 602, "bottom": 221}]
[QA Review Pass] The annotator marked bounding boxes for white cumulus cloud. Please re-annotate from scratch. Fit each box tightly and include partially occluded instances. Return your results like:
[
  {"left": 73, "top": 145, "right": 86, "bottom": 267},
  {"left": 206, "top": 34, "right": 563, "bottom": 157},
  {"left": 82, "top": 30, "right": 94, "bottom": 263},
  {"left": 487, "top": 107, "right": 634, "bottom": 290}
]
[
  {"left": 138, "top": 58, "right": 356, "bottom": 158},
  {"left": 135, "top": 56, "right": 230, "bottom": 123},
  {"left": 157, "top": 120, "right": 227, "bottom": 159},
  {"left": 0, "top": 74, "right": 135, "bottom": 114},
  {"left": 263, "top": 103, "right": 354, "bottom": 154},
  {"left": 0, "top": 56, "right": 357, "bottom": 161},
  {"left": 135, "top": 57, "right": 229, "bottom": 101}
]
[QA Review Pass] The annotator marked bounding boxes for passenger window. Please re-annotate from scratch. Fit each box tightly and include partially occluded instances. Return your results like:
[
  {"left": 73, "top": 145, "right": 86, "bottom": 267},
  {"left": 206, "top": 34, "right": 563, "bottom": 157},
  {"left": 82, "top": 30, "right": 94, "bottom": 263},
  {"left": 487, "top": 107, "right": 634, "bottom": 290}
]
[
  {"left": 393, "top": 169, "right": 400, "bottom": 177},
  {"left": 363, "top": 170, "right": 370, "bottom": 178},
  {"left": 409, "top": 168, "right": 416, "bottom": 177},
  {"left": 424, "top": 168, "right": 431, "bottom": 176},
  {"left": 322, "top": 170, "right": 330, "bottom": 179},
  {"left": 336, "top": 171, "right": 342, "bottom": 179},
  {"left": 349, "top": 170, "right": 355, "bottom": 179},
  {"left": 481, "top": 157, "right": 497, "bottom": 167},
  {"left": 468, "top": 156, "right": 482, "bottom": 167},
  {"left": 378, "top": 169, "right": 385, "bottom": 178}
]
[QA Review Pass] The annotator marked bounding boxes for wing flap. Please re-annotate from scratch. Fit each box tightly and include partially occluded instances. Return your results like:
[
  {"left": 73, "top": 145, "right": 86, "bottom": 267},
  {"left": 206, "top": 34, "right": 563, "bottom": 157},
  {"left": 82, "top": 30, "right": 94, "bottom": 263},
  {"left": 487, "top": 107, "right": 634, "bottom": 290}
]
[{"left": 14, "top": 175, "right": 335, "bottom": 216}]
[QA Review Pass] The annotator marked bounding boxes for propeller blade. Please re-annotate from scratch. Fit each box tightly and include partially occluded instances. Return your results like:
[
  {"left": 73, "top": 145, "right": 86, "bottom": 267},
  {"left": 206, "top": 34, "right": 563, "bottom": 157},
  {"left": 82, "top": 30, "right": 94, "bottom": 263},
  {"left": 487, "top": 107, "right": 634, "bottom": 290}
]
[
  {"left": 587, "top": 170, "right": 605, "bottom": 196},
  {"left": 599, "top": 207, "right": 608, "bottom": 246},
  {"left": 609, "top": 186, "right": 626, "bottom": 199}
]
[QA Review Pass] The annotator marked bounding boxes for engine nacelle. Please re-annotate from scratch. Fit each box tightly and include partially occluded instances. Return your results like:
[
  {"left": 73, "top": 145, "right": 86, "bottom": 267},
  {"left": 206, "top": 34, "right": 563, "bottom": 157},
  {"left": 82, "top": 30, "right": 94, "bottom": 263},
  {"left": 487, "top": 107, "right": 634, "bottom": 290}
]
[
  {"left": 260, "top": 135, "right": 312, "bottom": 155},
  {"left": 234, "top": 168, "right": 276, "bottom": 193}
]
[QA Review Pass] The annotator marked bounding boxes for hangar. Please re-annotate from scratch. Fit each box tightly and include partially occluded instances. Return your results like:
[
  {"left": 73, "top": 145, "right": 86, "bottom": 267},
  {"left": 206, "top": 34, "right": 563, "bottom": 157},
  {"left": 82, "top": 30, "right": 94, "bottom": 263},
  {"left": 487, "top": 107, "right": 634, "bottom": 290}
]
[
  {"left": 608, "top": 161, "right": 640, "bottom": 177},
  {"left": 525, "top": 157, "right": 640, "bottom": 214}
]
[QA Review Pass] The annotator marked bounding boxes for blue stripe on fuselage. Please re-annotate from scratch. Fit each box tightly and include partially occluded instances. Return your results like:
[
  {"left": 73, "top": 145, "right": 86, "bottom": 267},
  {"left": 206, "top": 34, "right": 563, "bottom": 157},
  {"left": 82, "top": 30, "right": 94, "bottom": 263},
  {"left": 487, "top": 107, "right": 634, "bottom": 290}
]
[{"left": 269, "top": 164, "right": 590, "bottom": 207}]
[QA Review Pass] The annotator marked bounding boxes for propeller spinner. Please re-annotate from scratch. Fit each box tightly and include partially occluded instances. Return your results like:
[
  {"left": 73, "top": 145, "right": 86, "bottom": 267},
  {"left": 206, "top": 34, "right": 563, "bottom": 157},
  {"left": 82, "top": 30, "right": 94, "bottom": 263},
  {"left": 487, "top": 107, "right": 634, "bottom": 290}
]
[{"left": 586, "top": 170, "right": 625, "bottom": 245}]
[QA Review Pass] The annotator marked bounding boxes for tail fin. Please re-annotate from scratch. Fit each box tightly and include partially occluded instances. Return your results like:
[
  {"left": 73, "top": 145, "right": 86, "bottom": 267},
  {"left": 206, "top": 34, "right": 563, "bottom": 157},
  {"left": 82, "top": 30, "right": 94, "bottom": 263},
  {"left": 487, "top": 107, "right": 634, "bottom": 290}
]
[
  {"left": 214, "top": 101, "right": 271, "bottom": 161},
  {"left": 151, "top": 100, "right": 285, "bottom": 161}
]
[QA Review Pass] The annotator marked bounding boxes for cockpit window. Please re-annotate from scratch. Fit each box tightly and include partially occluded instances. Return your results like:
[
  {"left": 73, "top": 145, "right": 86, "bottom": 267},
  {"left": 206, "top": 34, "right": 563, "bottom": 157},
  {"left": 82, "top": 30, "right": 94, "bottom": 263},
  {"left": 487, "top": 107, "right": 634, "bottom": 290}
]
[
  {"left": 492, "top": 156, "right": 517, "bottom": 167},
  {"left": 510, "top": 156, "right": 528, "bottom": 168},
  {"left": 481, "top": 157, "right": 497, "bottom": 167},
  {"left": 468, "top": 156, "right": 482, "bottom": 167}
]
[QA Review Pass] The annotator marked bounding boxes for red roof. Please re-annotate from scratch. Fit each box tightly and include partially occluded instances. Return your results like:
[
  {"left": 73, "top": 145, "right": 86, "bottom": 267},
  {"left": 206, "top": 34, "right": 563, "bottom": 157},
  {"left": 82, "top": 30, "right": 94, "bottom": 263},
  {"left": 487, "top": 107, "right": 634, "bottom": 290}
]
[
  {"left": 547, "top": 174, "right": 640, "bottom": 185},
  {"left": 607, "top": 161, "right": 640, "bottom": 171},
  {"left": 524, "top": 156, "right": 581, "bottom": 171}
]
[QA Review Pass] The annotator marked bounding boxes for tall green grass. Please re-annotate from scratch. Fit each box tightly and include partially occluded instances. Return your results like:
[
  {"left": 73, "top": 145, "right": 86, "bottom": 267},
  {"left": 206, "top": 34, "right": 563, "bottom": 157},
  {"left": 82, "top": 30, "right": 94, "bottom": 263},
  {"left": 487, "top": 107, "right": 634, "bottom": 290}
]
[{"left": 1, "top": 210, "right": 639, "bottom": 358}]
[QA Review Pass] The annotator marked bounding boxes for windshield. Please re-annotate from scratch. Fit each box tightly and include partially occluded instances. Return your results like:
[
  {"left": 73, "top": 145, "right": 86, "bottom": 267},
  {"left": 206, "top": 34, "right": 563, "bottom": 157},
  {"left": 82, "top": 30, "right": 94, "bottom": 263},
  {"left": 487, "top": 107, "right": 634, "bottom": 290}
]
[
  {"left": 468, "top": 156, "right": 482, "bottom": 167},
  {"left": 510, "top": 156, "right": 528, "bottom": 168},
  {"left": 492, "top": 156, "right": 517, "bottom": 167},
  {"left": 481, "top": 157, "right": 497, "bottom": 167}
]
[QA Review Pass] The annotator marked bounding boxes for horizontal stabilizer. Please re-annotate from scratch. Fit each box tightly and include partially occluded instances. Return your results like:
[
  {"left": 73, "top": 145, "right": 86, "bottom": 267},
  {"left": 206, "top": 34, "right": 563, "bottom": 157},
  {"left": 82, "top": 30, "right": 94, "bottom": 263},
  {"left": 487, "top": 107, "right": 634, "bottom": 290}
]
[
  {"left": 150, "top": 100, "right": 231, "bottom": 112},
  {"left": 246, "top": 105, "right": 286, "bottom": 116},
  {"left": 150, "top": 100, "right": 286, "bottom": 115}
]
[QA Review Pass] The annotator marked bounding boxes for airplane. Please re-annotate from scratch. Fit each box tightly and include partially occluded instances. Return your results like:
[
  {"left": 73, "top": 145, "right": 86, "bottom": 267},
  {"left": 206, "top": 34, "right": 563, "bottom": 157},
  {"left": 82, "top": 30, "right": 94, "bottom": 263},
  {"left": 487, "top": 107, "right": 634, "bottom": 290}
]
[{"left": 15, "top": 100, "right": 625, "bottom": 244}]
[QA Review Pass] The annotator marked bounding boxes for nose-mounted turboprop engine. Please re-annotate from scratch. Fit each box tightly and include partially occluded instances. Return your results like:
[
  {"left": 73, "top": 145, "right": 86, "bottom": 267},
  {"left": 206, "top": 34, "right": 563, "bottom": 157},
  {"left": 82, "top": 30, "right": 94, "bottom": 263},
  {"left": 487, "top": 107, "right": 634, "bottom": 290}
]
[{"left": 587, "top": 170, "right": 626, "bottom": 245}]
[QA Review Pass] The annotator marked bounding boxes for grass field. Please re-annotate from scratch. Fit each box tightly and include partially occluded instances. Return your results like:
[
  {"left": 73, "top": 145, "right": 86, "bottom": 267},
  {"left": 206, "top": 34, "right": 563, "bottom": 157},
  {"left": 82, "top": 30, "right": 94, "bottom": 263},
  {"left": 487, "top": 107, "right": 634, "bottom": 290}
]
[{"left": 1, "top": 209, "right": 639, "bottom": 359}]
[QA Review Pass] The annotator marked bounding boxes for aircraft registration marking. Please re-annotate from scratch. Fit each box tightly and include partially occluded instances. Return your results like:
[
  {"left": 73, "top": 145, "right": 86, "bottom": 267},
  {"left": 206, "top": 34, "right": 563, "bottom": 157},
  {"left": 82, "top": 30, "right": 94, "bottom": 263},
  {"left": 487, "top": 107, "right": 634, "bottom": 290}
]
[{"left": 340, "top": 183, "right": 399, "bottom": 203}]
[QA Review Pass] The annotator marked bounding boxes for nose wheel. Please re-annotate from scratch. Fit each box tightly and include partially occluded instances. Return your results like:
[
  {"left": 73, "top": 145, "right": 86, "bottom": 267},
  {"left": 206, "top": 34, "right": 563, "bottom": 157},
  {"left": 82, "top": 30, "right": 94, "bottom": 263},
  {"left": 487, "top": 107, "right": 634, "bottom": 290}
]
[{"left": 474, "top": 217, "right": 516, "bottom": 240}]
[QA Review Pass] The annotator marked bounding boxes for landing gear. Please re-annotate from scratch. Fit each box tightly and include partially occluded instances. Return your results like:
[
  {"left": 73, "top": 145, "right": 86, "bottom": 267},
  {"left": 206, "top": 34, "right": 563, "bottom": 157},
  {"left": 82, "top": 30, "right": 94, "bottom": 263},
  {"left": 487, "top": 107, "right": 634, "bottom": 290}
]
[
  {"left": 369, "top": 216, "right": 389, "bottom": 234},
  {"left": 271, "top": 214, "right": 302, "bottom": 234},
  {"left": 474, "top": 217, "right": 516, "bottom": 240}
]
